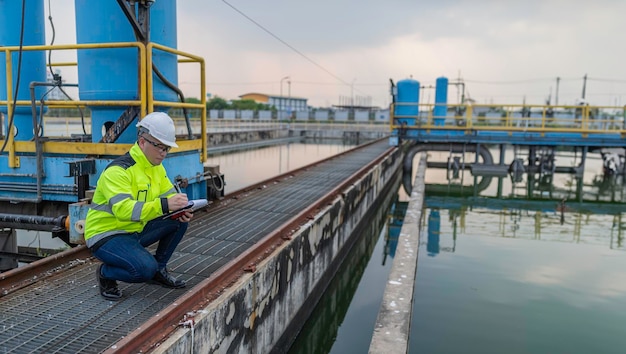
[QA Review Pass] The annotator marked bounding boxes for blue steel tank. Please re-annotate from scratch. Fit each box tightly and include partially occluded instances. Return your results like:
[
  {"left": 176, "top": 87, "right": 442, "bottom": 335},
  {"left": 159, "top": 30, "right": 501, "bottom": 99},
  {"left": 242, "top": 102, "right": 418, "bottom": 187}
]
[
  {"left": 74, "top": 0, "right": 178, "bottom": 143},
  {"left": 433, "top": 76, "right": 448, "bottom": 126},
  {"left": 0, "top": 0, "right": 47, "bottom": 141},
  {"left": 394, "top": 78, "right": 420, "bottom": 126}
]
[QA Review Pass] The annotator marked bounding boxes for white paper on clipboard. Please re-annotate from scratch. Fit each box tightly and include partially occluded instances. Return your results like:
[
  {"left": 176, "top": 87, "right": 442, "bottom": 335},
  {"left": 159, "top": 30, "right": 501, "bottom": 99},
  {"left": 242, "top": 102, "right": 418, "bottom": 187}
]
[{"left": 162, "top": 199, "right": 209, "bottom": 220}]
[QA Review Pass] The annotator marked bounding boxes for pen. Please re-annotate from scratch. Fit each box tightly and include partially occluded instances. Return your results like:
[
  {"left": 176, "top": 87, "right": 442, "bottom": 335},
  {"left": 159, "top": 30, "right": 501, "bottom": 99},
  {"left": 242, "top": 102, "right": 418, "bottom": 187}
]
[{"left": 174, "top": 181, "right": 182, "bottom": 194}]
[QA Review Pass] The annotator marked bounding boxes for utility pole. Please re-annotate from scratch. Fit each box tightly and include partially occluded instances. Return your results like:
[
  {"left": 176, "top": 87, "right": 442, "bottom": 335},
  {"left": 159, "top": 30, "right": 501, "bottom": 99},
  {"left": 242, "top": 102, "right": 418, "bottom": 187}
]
[
  {"left": 280, "top": 76, "right": 290, "bottom": 119},
  {"left": 351, "top": 78, "right": 356, "bottom": 107},
  {"left": 555, "top": 77, "right": 560, "bottom": 105},
  {"left": 581, "top": 73, "right": 587, "bottom": 100}
]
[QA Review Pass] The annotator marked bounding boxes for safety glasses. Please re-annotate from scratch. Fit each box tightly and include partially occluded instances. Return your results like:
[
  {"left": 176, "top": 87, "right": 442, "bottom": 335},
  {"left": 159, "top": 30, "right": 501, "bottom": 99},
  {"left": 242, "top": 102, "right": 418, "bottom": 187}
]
[{"left": 141, "top": 136, "right": 171, "bottom": 153}]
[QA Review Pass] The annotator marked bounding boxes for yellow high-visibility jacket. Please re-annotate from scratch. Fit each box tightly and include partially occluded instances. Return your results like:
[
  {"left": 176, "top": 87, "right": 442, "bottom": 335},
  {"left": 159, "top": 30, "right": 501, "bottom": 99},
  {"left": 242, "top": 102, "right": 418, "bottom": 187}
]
[{"left": 84, "top": 143, "right": 176, "bottom": 248}]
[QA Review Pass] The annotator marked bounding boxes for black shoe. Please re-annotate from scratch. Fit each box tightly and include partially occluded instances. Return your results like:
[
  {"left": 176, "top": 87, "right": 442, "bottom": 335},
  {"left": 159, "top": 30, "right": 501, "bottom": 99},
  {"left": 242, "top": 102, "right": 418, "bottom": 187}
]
[
  {"left": 96, "top": 264, "right": 122, "bottom": 300},
  {"left": 150, "top": 268, "right": 186, "bottom": 289}
]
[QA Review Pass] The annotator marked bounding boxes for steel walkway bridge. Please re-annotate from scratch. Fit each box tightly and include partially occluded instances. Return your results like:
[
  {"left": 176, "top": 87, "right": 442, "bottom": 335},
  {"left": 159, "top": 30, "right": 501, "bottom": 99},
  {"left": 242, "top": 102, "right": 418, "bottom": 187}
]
[
  {"left": 0, "top": 139, "right": 394, "bottom": 353},
  {"left": 390, "top": 102, "right": 626, "bottom": 147},
  {"left": 390, "top": 102, "right": 626, "bottom": 181}
]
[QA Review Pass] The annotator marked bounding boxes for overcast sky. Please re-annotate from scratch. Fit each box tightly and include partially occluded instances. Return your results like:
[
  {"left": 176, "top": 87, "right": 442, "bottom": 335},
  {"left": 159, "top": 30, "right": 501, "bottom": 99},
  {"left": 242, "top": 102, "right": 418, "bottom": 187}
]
[{"left": 45, "top": 0, "right": 626, "bottom": 108}]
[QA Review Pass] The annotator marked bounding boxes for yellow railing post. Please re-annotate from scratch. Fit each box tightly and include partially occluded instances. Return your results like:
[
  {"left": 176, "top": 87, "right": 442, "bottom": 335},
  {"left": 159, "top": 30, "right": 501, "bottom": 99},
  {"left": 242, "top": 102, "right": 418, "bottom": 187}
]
[
  {"left": 504, "top": 109, "right": 511, "bottom": 129},
  {"left": 145, "top": 42, "right": 153, "bottom": 115},
  {"left": 139, "top": 43, "right": 147, "bottom": 118},
  {"left": 200, "top": 57, "right": 207, "bottom": 163},
  {"left": 427, "top": 105, "right": 433, "bottom": 127},
  {"left": 3, "top": 48, "right": 18, "bottom": 168}
]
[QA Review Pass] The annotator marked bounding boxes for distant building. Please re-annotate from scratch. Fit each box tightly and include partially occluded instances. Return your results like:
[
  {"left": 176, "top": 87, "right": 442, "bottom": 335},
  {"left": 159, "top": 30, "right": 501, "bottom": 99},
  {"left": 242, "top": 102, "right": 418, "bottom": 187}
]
[{"left": 239, "top": 93, "right": 308, "bottom": 112}]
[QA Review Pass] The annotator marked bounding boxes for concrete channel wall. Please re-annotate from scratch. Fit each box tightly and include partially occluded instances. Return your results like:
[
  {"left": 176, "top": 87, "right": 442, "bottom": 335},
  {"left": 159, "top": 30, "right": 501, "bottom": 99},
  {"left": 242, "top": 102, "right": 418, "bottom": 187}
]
[
  {"left": 369, "top": 153, "right": 427, "bottom": 354},
  {"left": 155, "top": 146, "right": 402, "bottom": 353},
  {"left": 287, "top": 167, "right": 403, "bottom": 351}
]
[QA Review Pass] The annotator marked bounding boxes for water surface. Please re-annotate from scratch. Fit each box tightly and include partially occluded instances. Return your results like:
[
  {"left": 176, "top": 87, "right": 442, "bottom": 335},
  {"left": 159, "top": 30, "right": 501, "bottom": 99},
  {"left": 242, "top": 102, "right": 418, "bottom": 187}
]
[{"left": 409, "top": 150, "right": 626, "bottom": 354}]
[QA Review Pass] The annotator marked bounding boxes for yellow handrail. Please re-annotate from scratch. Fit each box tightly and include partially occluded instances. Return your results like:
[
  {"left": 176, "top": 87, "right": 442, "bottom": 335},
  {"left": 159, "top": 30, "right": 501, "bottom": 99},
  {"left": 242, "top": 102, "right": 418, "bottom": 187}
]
[
  {"left": 390, "top": 102, "right": 626, "bottom": 135},
  {"left": 0, "top": 41, "right": 208, "bottom": 165},
  {"left": 148, "top": 42, "right": 207, "bottom": 162}
]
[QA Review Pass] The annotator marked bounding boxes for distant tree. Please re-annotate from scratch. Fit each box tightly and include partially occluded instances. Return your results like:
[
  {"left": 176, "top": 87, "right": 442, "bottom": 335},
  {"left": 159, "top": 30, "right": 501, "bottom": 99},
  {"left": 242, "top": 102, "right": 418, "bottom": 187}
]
[
  {"left": 230, "top": 99, "right": 271, "bottom": 111},
  {"left": 207, "top": 97, "right": 229, "bottom": 110},
  {"left": 179, "top": 97, "right": 203, "bottom": 118}
]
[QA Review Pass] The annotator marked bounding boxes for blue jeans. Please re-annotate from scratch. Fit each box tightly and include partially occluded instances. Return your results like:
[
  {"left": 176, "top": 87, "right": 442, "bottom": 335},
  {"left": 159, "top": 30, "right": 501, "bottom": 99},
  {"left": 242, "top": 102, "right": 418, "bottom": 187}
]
[{"left": 92, "top": 217, "right": 188, "bottom": 283}]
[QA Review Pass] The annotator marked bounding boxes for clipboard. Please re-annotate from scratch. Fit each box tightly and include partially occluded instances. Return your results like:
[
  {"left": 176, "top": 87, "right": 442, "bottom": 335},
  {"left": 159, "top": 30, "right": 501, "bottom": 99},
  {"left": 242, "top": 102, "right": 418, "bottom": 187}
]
[{"left": 162, "top": 199, "right": 209, "bottom": 220}]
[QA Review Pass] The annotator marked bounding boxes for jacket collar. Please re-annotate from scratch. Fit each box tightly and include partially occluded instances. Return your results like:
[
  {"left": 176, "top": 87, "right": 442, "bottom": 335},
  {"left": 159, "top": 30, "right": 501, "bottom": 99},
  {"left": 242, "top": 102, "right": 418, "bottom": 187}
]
[{"left": 129, "top": 143, "right": 155, "bottom": 167}]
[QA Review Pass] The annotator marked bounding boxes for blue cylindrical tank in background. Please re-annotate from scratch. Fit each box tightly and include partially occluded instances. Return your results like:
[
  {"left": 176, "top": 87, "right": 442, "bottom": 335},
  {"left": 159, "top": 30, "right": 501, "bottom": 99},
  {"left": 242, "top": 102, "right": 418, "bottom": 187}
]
[
  {"left": 0, "top": 0, "right": 47, "bottom": 141},
  {"left": 394, "top": 78, "right": 420, "bottom": 126},
  {"left": 427, "top": 208, "right": 440, "bottom": 256},
  {"left": 150, "top": 0, "right": 178, "bottom": 102},
  {"left": 74, "top": 0, "right": 178, "bottom": 143},
  {"left": 434, "top": 76, "right": 448, "bottom": 126}
]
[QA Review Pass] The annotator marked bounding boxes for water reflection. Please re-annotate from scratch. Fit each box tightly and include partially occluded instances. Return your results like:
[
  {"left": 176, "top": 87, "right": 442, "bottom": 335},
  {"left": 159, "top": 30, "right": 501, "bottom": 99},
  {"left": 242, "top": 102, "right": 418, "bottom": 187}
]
[
  {"left": 382, "top": 199, "right": 406, "bottom": 264},
  {"left": 416, "top": 151, "right": 626, "bottom": 252},
  {"left": 427, "top": 209, "right": 440, "bottom": 256},
  {"left": 422, "top": 195, "right": 626, "bottom": 251},
  {"left": 288, "top": 178, "right": 402, "bottom": 354},
  {"left": 206, "top": 140, "right": 358, "bottom": 193}
]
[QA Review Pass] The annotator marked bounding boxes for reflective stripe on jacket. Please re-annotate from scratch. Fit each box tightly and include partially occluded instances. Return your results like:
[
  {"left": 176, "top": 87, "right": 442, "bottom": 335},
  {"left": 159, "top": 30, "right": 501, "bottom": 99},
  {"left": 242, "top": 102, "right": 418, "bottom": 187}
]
[{"left": 84, "top": 143, "right": 176, "bottom": 247}]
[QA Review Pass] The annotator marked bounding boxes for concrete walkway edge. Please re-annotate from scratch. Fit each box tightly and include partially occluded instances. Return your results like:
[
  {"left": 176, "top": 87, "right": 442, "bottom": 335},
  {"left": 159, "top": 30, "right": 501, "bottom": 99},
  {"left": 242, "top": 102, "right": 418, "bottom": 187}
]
[{"left": 369, "top": 153, "right": 427, "bottom": 354}]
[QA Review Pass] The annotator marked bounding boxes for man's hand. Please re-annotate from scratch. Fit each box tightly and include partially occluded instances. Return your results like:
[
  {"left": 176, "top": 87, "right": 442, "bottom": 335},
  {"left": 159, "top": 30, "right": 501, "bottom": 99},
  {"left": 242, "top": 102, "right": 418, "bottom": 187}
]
[
  {"left": 178, "top": 211, "right": 193, "bottom": 223},
  {"left": 167, "top": 193, "right": 189, "bottom": 211}
]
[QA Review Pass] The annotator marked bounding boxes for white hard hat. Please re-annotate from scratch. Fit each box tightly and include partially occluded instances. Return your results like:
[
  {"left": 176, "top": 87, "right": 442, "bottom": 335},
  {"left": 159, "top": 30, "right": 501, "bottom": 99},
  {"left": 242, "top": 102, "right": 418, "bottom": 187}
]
[{"left": 136, "top": 112, "right": 178, "bottom": 147}]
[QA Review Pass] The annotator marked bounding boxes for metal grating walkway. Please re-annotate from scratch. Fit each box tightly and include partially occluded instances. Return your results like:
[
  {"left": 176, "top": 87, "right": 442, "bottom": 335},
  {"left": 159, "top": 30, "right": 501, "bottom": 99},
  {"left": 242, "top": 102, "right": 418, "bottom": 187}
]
[{"left": 0, "top": 140, "right": 391, "bottom": 353}]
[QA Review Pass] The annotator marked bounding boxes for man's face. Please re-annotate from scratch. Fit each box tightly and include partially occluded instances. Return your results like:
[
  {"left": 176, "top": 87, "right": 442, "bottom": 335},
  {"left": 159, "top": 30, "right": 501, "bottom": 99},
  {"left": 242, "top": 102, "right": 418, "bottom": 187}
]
[{"left": 139, "top": 134, "right": 170, "bottom": 165}]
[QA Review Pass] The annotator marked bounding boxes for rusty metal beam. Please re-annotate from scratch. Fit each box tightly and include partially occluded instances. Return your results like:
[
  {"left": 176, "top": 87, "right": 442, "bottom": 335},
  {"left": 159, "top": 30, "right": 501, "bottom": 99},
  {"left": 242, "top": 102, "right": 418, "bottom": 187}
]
[
  {"left": 100, "top": 107, "right": 141, "bottom": 143},
  {"left": 0, "top": 246, "right": 91, "bottom": 296}
]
